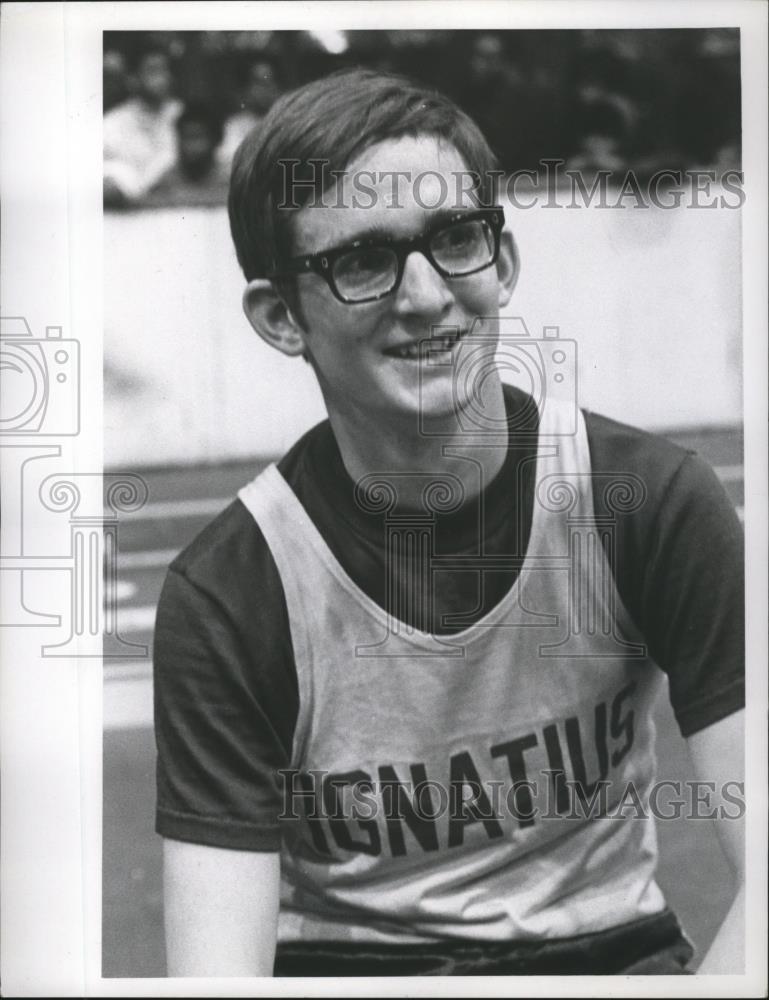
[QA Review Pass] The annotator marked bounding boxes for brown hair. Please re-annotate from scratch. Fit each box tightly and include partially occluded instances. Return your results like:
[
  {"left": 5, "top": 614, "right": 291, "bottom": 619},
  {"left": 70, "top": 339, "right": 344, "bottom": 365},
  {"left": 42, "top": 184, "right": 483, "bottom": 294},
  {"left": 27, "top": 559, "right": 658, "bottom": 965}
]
[{"left": 228, "top": 67, "right": 500, "bottom": 283}]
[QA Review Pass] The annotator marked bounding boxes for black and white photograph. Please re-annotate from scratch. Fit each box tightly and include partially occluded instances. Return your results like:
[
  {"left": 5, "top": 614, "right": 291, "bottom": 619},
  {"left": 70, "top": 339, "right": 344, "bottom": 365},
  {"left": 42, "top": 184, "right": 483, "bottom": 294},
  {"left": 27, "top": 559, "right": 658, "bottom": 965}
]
[{"left": 1, "top": 2, "right": 767, "bottom": 995}]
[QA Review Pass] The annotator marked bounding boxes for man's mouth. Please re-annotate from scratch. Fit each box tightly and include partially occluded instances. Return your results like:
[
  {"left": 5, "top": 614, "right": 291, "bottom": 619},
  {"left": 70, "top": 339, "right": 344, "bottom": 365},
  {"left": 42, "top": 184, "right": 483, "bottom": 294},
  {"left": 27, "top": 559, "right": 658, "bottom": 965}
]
[{"left": 385, "top": 328, "right": 468, "bottom": 360}]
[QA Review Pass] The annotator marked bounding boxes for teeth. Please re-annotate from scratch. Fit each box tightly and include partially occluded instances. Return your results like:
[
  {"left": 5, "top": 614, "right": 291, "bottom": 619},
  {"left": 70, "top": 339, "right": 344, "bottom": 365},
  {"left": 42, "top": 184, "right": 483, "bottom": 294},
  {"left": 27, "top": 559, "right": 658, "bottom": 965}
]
[{"left": 392, "top": 333, "right": 462, "bottom": 359}]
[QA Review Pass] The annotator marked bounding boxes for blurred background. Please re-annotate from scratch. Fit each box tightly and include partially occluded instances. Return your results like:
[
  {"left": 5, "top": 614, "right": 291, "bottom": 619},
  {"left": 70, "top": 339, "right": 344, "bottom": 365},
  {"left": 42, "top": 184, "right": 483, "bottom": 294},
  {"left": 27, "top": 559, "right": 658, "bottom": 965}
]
[
  {"left": 103, "top": 27, "right": 741, "bottom": 204},
  {"left": 104, "top": 26, "right": 743, "bottom": 467},
  {"left": 103, "top": 29, "right": 744, "bottom": 978}
]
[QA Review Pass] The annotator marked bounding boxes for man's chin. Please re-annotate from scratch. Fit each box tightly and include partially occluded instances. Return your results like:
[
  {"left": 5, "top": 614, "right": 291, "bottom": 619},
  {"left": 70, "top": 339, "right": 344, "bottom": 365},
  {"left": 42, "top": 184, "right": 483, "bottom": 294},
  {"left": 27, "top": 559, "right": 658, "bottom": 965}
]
[
  {"left": 409, "top": 384, "right": 471, "bottom": 430},
  {"left": 418, "top": 380, "right": 508, "bottom": 437}
]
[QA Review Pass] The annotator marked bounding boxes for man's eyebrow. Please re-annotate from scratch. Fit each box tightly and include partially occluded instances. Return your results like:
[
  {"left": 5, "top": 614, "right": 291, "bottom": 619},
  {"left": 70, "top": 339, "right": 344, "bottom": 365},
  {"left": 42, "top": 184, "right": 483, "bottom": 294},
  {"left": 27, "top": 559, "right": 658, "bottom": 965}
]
[
  {"left": 295, "top": 220, "right": 390, "bottom": 257},
  {"left": 307, "top": 208, "right": 476, "bottom": 255},
  {"left": 331, "top": 220, "right": 394, "bottom": 246}
]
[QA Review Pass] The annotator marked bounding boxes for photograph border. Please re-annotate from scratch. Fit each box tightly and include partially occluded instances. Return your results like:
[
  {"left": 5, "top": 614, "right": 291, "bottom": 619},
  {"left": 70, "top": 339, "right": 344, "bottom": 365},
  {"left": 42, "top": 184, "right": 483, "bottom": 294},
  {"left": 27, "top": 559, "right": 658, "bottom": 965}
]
[{"left": 1, "top": 2, "right": 766, "bottom": 996}]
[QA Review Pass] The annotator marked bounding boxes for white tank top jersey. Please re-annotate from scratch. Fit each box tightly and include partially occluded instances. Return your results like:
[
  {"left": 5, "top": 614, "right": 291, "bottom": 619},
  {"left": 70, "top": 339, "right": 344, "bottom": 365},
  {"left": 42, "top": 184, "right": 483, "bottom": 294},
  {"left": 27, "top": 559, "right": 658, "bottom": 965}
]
[{"left": 238, "top": 400, "right": 668, "bottom": 945}]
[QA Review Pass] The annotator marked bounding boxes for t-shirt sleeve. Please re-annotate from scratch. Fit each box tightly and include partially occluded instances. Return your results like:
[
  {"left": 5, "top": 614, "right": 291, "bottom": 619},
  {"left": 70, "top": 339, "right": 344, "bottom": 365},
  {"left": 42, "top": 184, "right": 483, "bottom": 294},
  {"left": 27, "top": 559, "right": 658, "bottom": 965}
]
[
  {"left": 153, "top": 504, "right": 298, "bottom": 850},
  {"left": 640, "top": 452, "right": 744, "bottom": 737},
  {"left": 586, "top": 413, "right": 744, "bottom": 738}
]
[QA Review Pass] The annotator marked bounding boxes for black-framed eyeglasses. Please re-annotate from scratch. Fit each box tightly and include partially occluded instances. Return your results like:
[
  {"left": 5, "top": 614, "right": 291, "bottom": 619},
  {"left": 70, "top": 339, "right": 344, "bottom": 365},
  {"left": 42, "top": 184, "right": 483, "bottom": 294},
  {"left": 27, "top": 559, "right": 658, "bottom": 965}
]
[{"left": 267, "top": 206, "right": 506, "bottom": 305}]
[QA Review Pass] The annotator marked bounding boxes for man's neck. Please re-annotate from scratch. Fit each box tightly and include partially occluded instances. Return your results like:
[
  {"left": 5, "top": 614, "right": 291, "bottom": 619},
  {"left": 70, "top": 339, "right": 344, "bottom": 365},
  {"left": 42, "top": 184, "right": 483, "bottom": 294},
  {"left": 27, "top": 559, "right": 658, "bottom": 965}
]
[
  {"left": 324, "top": 379, "right": 509, "bottom": 511},
  {"left": 136, "top": 94, "right": 166, "bottom": 114}
]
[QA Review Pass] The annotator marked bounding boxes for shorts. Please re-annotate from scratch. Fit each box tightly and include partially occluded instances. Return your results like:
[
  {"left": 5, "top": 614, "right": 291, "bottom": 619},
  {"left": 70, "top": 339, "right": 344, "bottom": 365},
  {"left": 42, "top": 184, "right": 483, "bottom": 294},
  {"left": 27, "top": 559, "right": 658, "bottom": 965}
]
[{"left": 273, "top": 908, "right": 695, "bottom": 976}]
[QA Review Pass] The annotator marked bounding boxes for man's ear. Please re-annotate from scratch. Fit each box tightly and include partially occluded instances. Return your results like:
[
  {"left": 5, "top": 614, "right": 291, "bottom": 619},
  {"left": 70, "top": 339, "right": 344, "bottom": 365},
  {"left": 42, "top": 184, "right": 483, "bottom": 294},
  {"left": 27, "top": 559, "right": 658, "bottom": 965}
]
[
  {"left": 242, "top": 280, "right": 307, "bottom": 357},
  {"left": 496, "top": 230, "right": 520, "bottom": 308}
]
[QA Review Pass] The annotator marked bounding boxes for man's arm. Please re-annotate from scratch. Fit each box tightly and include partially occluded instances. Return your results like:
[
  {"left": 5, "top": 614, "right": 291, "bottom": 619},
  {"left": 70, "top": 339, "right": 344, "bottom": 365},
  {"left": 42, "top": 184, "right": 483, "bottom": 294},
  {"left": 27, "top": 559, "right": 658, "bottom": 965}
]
[
  {"left": 685, "top": 709, "right": 745, "bottom": 974},
  {"left": 163, "top": 839, "right": 281, "bottom": 977}
]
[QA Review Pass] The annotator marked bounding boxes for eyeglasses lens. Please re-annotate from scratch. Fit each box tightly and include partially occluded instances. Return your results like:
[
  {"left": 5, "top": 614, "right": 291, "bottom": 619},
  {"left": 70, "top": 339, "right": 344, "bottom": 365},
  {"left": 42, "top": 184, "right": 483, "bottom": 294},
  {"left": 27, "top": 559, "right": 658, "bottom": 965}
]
[
  {"left": 333, "top": 248, "right": 399, "bottom": 302},
  {"left": 331, "top": 218, "right": 497, "bottom": 303},
  {"left": 431, "top": 219, "right": 494, "bottom": 274}
]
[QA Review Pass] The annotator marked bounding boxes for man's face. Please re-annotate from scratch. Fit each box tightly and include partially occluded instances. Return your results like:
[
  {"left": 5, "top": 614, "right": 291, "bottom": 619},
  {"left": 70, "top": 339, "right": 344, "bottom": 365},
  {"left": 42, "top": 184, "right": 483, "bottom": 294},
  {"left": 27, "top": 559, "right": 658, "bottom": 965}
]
[
  {"left": 245, "top": 62, "right": 278, "bottom": 115},
  {"left": 137, "top": 53, "right": 172, "bottom": 105},
  {"left": 287, "top": 135, "right": 516, "bottom": 427}
]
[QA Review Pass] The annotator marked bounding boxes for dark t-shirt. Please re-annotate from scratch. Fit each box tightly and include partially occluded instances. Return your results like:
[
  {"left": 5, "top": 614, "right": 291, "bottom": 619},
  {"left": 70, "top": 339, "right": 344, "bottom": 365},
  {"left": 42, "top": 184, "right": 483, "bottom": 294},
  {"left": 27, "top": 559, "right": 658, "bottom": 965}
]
[{"left": 154, "top": 385, "right": 744, "bottom": 851}]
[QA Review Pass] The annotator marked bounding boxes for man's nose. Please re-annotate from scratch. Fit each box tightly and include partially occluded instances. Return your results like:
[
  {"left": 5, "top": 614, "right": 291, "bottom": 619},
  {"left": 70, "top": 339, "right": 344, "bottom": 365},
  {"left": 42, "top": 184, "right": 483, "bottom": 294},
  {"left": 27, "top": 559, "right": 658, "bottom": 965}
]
[{"left": 392, "top": 251, "right": 454, "bottom": 317}]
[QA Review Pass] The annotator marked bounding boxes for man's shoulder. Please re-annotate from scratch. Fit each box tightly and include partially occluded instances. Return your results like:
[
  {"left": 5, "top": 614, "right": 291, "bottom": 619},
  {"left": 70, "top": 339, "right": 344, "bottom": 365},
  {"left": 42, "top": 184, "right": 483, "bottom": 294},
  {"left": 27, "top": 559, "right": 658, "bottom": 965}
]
[
  {"left": 582, "top": 408, "right": 734, "bottom": 528},
  {"left": 104, "top": 97, "right": 139, "bottom": 126},
  {"left": 168, "top": 495, "right": 267, "bottom": 591},
  {"left": 276, "top": 416, "right": 335, "bottom": 485},
  {"left": 104, "top": 96, "right": 181, "bottom": 128},
  {"left": 503, "top": 383, "right": 694, "bottom": 484},
  {"left": 103, "top": 100, "right": 143, "bottom": 147},
  {"left": 584, "top": 408, "right": 693, "bottom": 482},
  {"left": 168, "top": 419, "right": 332, "bottom": 587}
]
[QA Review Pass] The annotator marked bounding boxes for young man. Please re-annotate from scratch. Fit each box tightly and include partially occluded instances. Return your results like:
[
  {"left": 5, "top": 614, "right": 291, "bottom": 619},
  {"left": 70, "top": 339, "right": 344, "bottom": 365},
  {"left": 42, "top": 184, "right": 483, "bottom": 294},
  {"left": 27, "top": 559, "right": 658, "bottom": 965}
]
[
  {"left": 147, "top": 102, "right": 230, "bottom": 208},
  {"left": 103, "top": 46, "right": 182, "bottom": 208},
  {"left": 217, "top": 57, "right": 281, "bottom": 168},
  {"left": 154, "top": 69, "right": 744, "bottom": 977}
]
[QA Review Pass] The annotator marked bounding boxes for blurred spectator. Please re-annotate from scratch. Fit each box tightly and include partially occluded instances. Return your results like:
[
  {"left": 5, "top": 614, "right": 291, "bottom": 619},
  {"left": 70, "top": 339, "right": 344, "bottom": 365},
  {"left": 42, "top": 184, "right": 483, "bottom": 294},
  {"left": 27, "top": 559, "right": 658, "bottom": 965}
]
[
  {"left": 567, "top": 101, "right": 629, "bottom": 175},
  {"left": 218, "top": 58, "right": 280, "bottom": 166},
  {"left": 103, "top": 29, "right": 740, "bottom": 202},
  {"left": 461, "top": 34, "right": 533, "bottom": 170},
  {"left": 674, "top": 30, "right": 741, "bottom": 170},
  {"left": 146, "top": 103, "right": 230, "bottom": 207},
  {"left": 104, "top": 46, "right": 183, "bottom": 208},
  {"left": 103, "top": 49, "right": 129, "bottom": 112},
  {"left": 469, "top": 32, "right": 512, "bottom": 82},
  {"left": 574, "top": 45, "right": 639, "bottom": 146}
]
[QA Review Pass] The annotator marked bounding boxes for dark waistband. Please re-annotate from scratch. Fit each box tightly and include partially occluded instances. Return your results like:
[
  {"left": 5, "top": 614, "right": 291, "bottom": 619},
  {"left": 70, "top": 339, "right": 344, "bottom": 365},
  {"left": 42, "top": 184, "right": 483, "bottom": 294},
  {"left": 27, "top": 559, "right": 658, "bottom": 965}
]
[{"left": 274, "top": 908, "right": 694, "bottom": 976}]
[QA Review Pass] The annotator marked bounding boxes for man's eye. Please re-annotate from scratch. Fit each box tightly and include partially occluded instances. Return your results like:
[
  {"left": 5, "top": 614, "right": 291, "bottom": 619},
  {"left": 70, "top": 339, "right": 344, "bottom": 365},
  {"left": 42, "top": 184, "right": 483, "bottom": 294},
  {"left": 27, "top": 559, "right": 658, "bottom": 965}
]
[
  {"left": 447, "top": 227, "right": 474, "bottom": 247},
  {"left": 352, "top": 250, "right": 389, "bottom": 272},
  {"left": 435, "top": 222, "right": 481, "bottom": 254},
  {"left": 336, "top": 248, "right": 392, "bottom": 278}
]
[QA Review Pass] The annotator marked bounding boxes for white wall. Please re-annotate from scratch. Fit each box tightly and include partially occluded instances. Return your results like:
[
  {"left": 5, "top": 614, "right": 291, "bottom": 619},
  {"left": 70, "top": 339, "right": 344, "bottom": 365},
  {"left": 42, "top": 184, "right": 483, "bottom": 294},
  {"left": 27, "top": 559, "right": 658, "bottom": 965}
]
[
  {"left": 105, "top": 207, "right": 326, "bottom": 468},
  {"left": 105, "top": 192, "right": 742, "bottom": 468}
]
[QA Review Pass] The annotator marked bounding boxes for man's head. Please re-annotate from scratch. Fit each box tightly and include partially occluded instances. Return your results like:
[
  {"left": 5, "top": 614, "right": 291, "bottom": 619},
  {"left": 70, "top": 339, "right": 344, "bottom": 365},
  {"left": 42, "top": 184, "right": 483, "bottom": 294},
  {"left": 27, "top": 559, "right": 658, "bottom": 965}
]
[
  {"left": 229, "top": 68, "right": 502, "bottom": 283},
  {"left": 103, "top": 49, "right": 128, "bottom": 111},
  {"left": 229, "top": 69, "right": 518, "bottom": 428},
  {"left": 133, "top": 46, "right": 173, "bottom": 107},
  {"left": 175, "top": 103, "right": 224, "bottom": 180},
  {"left": 242, "top": 58, "right": 280, "bottom": 116},
  {"left": 470, "top": 33, "right": 507, "bottom": 81}
]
